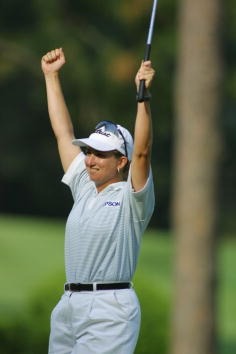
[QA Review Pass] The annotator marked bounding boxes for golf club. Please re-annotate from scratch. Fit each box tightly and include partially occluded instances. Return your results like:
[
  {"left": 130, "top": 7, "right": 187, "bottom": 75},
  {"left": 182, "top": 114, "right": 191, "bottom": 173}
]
[{"left": 136, "top": 0, "right": 158, "bottom": 102}]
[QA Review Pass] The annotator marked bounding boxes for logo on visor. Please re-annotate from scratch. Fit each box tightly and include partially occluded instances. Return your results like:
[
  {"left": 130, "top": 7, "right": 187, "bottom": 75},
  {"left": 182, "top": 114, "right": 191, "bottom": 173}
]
[{"left": 95, "top": 128, "right": 111, "bottom": 138}]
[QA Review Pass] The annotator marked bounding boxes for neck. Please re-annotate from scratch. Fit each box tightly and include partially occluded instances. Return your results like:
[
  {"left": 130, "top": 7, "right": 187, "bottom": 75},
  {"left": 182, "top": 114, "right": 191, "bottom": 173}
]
[{"left": 95, "top": 176, "right": 122, "bottom": 193}]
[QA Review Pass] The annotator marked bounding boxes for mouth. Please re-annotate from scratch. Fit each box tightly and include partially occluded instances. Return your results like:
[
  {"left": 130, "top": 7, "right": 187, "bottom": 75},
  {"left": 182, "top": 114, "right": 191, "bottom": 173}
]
[{"left": 87, "top": 167, "right": 99, "bottom": 176}]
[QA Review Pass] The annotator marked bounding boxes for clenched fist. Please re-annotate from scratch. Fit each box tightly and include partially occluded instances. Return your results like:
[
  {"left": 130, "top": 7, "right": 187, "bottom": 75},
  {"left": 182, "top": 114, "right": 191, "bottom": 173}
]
[{"left": 41, "top": 48, "right": 66, "bottom": 75}]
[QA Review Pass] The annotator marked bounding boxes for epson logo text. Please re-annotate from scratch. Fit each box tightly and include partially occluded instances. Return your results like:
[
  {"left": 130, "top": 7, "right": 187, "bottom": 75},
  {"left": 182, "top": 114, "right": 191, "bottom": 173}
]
[{"left": 104, "top": 201, "right": 121, "bottom": 207}]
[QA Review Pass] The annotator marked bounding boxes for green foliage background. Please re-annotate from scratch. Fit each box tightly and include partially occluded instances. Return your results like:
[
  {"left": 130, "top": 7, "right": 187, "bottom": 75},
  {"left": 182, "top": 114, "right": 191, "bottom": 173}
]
[{"left": 0, "top": 0, "right": 235, "bottom": 230}]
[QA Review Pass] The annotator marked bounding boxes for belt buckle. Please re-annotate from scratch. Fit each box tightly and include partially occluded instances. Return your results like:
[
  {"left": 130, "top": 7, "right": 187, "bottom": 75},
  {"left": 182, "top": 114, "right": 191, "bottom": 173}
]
[
  {"left": 64, "top": 283, "right": 71, "bottom": 292},
  {"left": 92, "top": 282, "right": 97, "bottom": 291}
]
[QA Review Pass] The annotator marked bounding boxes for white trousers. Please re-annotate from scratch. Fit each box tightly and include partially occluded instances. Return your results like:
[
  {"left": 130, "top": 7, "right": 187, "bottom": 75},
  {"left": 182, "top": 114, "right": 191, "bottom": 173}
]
[{"left": 48, "top": 288, "right": 141, "bottom": 354}]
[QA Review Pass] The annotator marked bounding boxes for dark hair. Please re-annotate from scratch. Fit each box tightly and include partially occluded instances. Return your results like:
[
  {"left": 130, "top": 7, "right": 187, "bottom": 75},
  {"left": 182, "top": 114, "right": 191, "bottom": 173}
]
[{"left": 114, "top": 151, "right": 130, "bottom": 181}]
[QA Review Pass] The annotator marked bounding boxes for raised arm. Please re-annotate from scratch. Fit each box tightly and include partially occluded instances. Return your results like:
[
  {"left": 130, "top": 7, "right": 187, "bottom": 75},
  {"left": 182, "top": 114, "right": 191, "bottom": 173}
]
[
  {"left": 41, "top": 48, "right": 80, "bottom": 172},
  {"left": 131, "top": 61, "right": 155, "bottom": 191}
]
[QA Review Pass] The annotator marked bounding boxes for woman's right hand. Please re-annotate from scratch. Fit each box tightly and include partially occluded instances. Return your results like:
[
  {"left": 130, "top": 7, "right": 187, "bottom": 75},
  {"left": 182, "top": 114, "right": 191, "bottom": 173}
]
[{"left": 41, "top": 48, "right": 66, "bottom": 75}]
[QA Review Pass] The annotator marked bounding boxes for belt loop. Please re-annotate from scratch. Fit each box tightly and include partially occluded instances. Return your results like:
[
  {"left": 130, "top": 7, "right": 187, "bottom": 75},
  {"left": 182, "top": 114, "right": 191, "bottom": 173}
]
[{"left": 93, "top": 282, "right": 97, "bottom": 291}]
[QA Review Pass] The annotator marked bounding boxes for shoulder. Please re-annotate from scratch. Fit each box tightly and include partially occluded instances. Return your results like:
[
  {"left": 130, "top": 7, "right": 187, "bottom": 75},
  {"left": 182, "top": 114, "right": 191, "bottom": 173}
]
[
  {"left": 61, "top": 152, "right": 86, "bottom": 186},
  {"left": 61, "top": 152, "right": 93, "bottom": 200}
]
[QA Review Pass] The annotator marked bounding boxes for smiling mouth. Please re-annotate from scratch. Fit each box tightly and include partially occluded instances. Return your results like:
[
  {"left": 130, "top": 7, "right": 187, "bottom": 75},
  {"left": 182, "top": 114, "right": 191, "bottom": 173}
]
[{"left": 87, "top": 167, "right": 99, "bottom": 176}]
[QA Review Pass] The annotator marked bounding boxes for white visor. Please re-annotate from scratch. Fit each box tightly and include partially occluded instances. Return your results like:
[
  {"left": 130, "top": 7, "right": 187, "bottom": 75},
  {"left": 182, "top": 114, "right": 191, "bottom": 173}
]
[{"left": 72, "top": 123, "right": 133, "bottom": 161}]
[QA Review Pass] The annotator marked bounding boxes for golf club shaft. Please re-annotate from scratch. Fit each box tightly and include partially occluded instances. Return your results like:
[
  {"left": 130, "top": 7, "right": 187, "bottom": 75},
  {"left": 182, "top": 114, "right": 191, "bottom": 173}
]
[{"left": 137, "top": 0, "right": 158, "bottom": 102}]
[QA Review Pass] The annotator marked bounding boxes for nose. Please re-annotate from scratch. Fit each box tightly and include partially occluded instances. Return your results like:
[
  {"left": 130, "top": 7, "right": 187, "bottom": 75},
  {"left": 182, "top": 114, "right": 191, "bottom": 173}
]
[{"left": 85, "top": 153, "right": 96, "bottom": 166}]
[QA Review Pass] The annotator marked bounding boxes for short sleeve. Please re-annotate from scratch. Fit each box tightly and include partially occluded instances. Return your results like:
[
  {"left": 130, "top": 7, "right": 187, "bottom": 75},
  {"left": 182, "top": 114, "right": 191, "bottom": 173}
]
[
  {"left": 128, "top": 167, "right": 155, "bottom": 225},
  {"left": 61, "top": 152, "right": 89, "bottom": 200}
]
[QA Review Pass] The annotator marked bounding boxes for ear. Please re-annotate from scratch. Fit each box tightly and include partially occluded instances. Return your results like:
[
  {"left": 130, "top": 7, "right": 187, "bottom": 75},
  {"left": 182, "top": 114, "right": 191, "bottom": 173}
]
[{"left": 117, "top": 156, "right": 128, "bottom": 170}]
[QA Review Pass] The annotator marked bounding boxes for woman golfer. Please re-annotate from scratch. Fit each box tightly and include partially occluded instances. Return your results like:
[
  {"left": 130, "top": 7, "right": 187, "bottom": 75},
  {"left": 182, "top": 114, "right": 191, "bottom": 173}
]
[{"left": 41, "top": 47, "right": 155, "bottom": 354}]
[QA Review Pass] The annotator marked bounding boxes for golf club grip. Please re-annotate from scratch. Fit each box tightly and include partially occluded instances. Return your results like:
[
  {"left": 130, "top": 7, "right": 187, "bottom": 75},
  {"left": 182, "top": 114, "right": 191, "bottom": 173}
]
[{"left": 136, "top": 44, "right": 151, "bottom": 102}]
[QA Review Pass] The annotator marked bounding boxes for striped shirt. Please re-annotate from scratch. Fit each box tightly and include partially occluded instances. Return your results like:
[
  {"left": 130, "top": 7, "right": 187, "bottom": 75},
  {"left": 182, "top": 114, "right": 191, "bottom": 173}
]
[{"left": 62, "top": 152, "right": 155, "bottom": 283}]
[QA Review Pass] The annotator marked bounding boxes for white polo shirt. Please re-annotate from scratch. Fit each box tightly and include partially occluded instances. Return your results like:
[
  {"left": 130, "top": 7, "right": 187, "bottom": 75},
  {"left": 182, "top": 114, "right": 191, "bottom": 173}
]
[{"left": 62, "top": 152, "right": 155, "bottom": 283}]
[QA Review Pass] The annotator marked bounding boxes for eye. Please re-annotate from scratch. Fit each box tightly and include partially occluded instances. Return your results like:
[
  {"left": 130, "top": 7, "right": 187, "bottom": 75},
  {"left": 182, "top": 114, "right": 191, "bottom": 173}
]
[
  {"left": 83, "top": 148, "right": 92, "bottom": 156},
  {"left": 95, "top": 152, "right": 107, "bottom": 158}
]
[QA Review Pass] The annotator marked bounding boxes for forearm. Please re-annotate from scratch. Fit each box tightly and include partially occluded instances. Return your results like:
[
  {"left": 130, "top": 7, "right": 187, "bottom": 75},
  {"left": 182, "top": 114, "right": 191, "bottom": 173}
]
[
  {"left": 133, "top": 101, "right": 153, "bottom": 158},
  {"left": 44, "top": 72, "right": 75, "bottom": 141}
]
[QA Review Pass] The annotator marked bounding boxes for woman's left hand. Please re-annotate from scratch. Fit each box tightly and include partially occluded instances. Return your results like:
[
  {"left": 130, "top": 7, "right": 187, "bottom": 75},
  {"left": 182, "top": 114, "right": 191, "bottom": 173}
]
[{"left": 135, "top": 61, "right": 155, "bottom": 90}]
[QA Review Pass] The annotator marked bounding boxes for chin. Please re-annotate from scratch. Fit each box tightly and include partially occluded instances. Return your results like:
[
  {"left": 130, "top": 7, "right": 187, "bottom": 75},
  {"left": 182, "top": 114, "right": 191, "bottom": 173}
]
[{"left": 88, "top": 174, "right": 101, "bottom": 185}]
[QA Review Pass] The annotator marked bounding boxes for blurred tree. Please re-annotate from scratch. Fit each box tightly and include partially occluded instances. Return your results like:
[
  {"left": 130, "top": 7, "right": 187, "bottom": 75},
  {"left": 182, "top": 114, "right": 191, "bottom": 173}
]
[{"left": 171, "top": 0, "right": 222, "bottom": 353}]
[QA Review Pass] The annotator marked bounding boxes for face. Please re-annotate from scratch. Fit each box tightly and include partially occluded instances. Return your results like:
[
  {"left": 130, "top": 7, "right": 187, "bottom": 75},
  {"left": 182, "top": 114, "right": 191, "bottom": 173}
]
[{"left": 84, "top": 148, "right": 126, "bottom": 192}]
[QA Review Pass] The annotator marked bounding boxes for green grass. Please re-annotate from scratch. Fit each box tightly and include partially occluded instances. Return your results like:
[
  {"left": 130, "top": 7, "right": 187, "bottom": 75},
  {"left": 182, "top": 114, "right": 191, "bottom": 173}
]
[
  {"left": 0, "top": 215, "right": 65, "bottom": 315},
  {"left": 134, "top": 230, "right": 174, "bottom": 294},
  {"left": 0, "top": 214, "right": 235, "bottom": 353}
]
